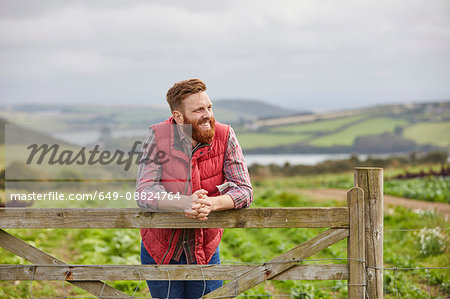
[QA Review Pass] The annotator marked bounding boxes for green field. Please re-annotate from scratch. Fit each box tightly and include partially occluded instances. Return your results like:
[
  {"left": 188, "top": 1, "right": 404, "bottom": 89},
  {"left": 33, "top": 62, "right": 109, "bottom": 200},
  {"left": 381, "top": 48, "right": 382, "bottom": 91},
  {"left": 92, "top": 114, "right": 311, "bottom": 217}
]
[
  {"left": 385, "top": 177, "right": 450, "bottom": 203},
  {"left": 236, "top": 132, "right": 310, "bottom": 149},
  {"left": 310, "top": 117, "right": 407, "bottom": 146},
  {"left": 239, "top": 116, "right": 449, "bottom": 150},
  {"left": 269, "top": 115, "right": 365, "bottom": 134},
  {"left": 237, "top": 115, "right": 446, "bottom": 150},
  {"left": 403, "top": 122, "right": 450, "bottom": 147}
]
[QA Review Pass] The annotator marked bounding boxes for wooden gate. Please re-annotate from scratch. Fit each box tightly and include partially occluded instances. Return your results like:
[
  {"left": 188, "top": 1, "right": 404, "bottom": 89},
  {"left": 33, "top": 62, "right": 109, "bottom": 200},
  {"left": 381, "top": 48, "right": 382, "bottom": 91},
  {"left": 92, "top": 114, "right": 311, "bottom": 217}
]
[{"left": 0, "top": 167, "right": 383, "bottom": 298}]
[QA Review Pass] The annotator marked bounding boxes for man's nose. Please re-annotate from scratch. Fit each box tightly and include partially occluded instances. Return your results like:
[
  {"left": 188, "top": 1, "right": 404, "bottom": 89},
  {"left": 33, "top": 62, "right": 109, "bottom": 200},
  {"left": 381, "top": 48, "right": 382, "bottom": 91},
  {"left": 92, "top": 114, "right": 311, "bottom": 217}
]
[{"left": 203, "top": 109, "right": 213, "bottom": 119}]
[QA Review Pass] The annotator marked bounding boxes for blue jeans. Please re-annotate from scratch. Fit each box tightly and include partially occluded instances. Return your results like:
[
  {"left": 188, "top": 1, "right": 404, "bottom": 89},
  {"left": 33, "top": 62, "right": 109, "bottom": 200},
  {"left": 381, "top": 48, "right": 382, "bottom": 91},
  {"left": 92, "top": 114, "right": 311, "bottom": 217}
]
[{"left": 140, "top": 241, "right": 223, "bottom": 299}]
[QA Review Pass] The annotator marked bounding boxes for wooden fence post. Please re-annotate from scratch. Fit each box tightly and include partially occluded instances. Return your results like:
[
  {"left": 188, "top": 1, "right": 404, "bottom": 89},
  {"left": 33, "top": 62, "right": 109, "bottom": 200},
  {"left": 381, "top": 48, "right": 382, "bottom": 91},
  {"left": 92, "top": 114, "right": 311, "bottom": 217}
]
[
  {"left": 347, "top": 187, "right": 365, "bottom": 298},
  {"left": 354, "top": 167, "right": 383, "bottom": 299}
]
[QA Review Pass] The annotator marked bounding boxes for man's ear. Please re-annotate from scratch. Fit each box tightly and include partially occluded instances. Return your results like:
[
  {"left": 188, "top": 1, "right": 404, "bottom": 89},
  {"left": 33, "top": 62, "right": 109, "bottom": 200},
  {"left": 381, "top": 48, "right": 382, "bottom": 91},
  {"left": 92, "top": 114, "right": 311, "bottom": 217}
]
[{"left": 173, "top": 110, "right": 184, "bottom": 124}]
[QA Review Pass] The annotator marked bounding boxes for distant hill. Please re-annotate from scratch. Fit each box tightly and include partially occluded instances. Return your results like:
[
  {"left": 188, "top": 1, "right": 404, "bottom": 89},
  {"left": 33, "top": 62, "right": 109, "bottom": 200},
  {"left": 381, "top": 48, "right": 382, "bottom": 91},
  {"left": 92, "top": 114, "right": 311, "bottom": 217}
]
[
  {"left": 0, "top": 118, "right": 73, "bottom": 146},
  {"left": 214, "top": 99, "right": 307, "bottom": 120}
]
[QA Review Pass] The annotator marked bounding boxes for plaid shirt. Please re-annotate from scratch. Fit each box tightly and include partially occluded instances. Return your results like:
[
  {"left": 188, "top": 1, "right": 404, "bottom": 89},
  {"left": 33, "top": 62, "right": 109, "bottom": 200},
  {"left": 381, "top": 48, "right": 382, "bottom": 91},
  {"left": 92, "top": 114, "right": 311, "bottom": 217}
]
[{"left": 136, "top": 123, "right": 253, "bottom": 263}]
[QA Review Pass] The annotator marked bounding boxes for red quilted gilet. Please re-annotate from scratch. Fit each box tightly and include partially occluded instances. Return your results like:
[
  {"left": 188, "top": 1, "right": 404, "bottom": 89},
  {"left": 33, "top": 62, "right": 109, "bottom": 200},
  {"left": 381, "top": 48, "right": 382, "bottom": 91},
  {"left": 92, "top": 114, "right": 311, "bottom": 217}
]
[{"left": 140, "top": 117, "right": 229, "bottom": 264}]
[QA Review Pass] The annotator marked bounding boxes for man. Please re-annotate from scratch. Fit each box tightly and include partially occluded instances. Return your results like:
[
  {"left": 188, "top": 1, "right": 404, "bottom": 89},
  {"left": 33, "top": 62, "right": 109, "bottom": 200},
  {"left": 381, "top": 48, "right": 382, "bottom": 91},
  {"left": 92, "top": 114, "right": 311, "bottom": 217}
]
[{"left": 136, "top": 79, "right": 253, "bottom": 298}]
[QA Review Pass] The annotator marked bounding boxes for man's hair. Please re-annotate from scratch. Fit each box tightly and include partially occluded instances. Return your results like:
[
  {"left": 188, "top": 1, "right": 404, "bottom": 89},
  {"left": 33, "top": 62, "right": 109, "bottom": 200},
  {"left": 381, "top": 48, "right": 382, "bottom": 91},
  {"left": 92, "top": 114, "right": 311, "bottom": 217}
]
[{"left": 166, "top": 79, "right": 207, "bottom": 113}]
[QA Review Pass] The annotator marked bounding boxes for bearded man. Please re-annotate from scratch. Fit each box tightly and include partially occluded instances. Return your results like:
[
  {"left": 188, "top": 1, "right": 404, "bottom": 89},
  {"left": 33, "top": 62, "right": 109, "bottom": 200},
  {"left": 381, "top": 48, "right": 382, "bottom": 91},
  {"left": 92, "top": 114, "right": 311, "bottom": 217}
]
[{"left": 136, "top": 79, "right": 253, "bottom": 298}]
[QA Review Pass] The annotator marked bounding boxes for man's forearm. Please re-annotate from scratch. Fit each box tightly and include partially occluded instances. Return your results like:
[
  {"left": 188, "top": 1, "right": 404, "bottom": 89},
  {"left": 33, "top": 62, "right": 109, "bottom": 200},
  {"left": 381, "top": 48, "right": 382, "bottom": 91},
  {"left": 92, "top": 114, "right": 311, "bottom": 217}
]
[{"left": 210, "top": 194, "right": 235, "bottom": 211}]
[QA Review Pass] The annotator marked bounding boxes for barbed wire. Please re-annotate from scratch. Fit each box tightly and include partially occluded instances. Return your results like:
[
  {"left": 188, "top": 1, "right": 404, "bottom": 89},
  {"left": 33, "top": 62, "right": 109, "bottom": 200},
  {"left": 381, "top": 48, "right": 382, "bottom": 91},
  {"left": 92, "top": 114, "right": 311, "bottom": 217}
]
[
  {"left": 368, "top": 266, "right": 450, "bottom": 271},
  {"left": 385, "top": 227, "right": 450, "bottom": 232}
]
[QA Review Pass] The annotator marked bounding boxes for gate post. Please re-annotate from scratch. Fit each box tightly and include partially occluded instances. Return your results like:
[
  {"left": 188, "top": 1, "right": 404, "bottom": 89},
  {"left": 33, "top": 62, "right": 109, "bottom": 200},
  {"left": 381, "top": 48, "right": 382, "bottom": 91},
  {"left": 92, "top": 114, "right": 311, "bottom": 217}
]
[
  {"left": 354, "top": 167, "right": 383, "bottom": 299},
  {"left": 347, "top": 187, "right": 365, "bottom": 298}
]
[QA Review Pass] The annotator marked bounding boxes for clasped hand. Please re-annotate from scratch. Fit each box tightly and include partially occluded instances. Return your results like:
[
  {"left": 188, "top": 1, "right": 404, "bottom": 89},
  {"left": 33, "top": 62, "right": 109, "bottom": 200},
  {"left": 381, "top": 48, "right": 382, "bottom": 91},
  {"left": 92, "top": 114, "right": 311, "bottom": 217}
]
[{"left": 184, "top": 189, "right": 212, "bottom": 221}]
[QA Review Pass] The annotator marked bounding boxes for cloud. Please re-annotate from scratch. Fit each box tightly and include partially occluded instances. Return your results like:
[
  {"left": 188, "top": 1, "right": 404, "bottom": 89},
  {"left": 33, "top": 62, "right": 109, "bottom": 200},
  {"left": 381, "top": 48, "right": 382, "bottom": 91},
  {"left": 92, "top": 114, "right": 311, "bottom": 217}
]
[{"left": 0, "top": 0, "right": 449, "bottom": 110}]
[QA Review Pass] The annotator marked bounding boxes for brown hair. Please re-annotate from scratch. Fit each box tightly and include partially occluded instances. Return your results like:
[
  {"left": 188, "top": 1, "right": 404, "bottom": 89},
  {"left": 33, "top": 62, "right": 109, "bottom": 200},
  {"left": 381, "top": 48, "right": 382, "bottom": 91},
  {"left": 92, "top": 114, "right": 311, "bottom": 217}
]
[{"left": 166, "top": 79, "right": 207, "bottom": 112}]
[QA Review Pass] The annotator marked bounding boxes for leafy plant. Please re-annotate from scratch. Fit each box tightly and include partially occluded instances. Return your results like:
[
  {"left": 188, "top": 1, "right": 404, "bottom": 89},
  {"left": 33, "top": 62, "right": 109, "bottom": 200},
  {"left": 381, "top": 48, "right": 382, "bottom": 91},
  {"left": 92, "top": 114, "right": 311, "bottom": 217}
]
[
  {"left": 384, "top": 177, "right": 450, "bottom": 203},
  {"left": 416, "top": 227, "right": 448, "bottom": 256}
]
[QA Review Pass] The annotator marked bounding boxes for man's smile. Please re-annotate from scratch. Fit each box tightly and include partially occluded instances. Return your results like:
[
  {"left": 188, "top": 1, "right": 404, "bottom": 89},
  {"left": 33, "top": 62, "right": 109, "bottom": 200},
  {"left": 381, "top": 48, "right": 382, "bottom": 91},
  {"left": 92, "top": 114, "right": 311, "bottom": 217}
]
[{"left": 198, "top": 121, "right": 211, "bottom": 129}]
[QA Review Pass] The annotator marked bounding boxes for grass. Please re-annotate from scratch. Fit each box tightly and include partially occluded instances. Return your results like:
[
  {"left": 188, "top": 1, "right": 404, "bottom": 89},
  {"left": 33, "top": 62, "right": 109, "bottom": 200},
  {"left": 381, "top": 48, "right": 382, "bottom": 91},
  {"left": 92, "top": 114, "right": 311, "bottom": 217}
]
[
  {"left": 236, "top": 132, "right": 310, "bottom": 149},
  {"left": 252, "top": 171, "right": 354, "bottom": 190},
  {"left": 269, "top": 115, "right": 365, "bottom": 134},
  {"left": 310, "top": 117, "right": 408, "bottom": 146},
  {"left": 403, "top": 122, "right": 450, "bottom": 147}
]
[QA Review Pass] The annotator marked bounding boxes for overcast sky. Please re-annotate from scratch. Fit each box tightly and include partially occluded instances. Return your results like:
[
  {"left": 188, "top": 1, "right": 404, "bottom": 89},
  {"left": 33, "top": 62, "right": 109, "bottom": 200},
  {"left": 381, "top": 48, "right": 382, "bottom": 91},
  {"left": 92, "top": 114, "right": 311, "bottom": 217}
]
[{"left": 0, "top": 0, "right": 449, "bottom": 111}]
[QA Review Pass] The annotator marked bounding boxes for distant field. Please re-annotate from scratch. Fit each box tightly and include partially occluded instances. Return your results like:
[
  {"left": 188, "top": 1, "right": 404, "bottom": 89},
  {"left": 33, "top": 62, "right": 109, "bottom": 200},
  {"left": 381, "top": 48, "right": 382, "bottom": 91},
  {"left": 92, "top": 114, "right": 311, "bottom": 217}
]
[
  {"left": 236, "top": 133, "right": 310, "bottom": 149},
  {"left": 403, "top": 122, "right": 450, "bottom": 147},
  {"left": 213, "top": 108, "right": 248, "bottom": 123},
  {"left": 310, "top": 117, "right": 407, "bottom": 146},
  {"left": 114, "top": 108, "right": 169, "bottom": 126},
  {"left": 237, "top": 117, "right": 409, "bottom": 149},
  {"left": 269, "top": 114, "right": 365, "bottom": 134}
]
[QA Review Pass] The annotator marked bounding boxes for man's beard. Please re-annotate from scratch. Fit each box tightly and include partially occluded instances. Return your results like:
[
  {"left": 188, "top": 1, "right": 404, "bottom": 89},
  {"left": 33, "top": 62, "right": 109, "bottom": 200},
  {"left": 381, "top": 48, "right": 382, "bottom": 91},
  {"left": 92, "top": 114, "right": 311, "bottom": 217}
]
[{"left": 183, "top": 115, "right": 216, "bottom": 144}]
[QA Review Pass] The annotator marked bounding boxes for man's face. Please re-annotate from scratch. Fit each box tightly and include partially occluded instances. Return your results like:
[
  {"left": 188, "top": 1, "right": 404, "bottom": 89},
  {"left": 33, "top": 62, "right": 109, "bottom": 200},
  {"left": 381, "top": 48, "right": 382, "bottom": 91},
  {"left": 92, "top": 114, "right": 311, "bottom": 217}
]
[{"left": 177, "top": 91, "right": 215, "bottom": 144}]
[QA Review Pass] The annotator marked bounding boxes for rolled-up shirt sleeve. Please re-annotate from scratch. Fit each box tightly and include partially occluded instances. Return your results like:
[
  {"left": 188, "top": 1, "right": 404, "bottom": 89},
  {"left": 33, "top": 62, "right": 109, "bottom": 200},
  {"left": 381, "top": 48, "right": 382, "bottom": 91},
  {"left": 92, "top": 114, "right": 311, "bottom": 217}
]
[
  {"left": 222, "top": 127, "right": 253, "bottom": 209},
  {"left": 135, "top": 127, "right": 167, "bottom": 211}
]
